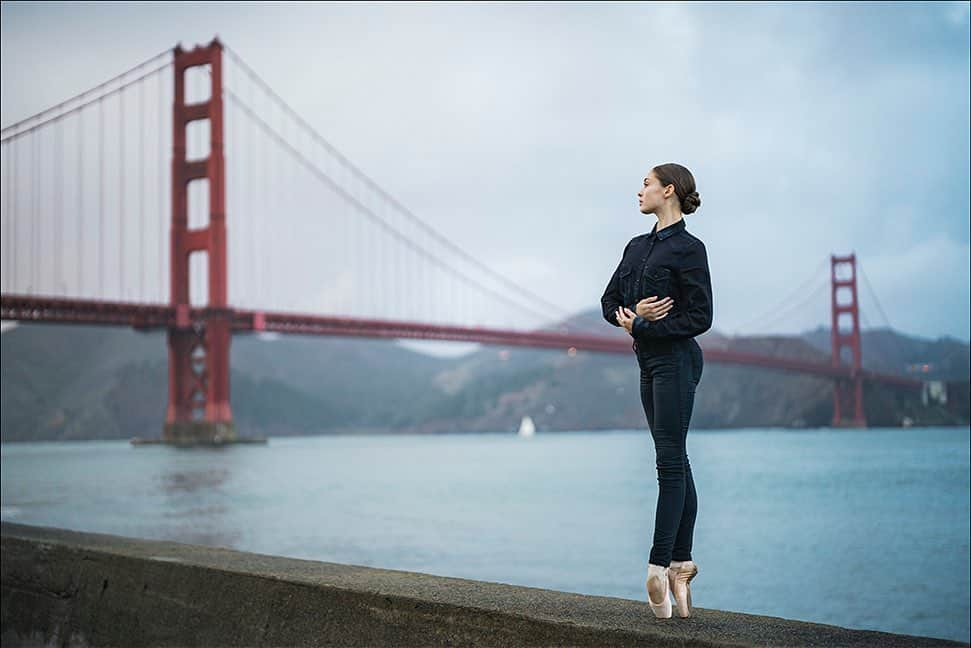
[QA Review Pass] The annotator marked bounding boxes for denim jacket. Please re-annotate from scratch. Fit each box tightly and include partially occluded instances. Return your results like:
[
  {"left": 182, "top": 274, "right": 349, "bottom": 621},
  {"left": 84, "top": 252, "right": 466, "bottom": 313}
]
[{"left": 601, "top": 218, "right": 713, "bottom": 344}]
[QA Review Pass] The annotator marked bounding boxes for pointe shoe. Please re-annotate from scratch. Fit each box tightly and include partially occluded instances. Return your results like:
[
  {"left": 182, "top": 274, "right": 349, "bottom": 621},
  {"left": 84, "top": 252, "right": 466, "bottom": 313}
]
[
  {"left": 645, "top": 563, "right": 672, "bottom": 618},
  {"left": 667, "top": 560, "right": 699, "bottom": 618}
]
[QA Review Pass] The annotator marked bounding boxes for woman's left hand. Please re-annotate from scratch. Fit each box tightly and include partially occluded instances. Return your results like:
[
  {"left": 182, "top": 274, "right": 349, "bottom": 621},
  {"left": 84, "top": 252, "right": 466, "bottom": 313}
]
[{"left": 615, "top": 306, "right": 636, "bottom": 334}]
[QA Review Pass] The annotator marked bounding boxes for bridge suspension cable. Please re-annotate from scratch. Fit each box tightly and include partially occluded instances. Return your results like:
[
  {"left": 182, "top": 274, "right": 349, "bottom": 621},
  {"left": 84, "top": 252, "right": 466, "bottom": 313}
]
[
  {"left": 221, "top": 45, "right": 601, "bottom": 333},
  {"left": 767, "top": 278, "right": 829, "bottom": 333},
  {"left": 857, "top": 260, "right": 910, "bottom": 373},
  {"left": 1, "top": 48, "right": 172, "bottom": 303},
  {"left": 857, "top": 262, "right": 895, "bottom": 332},
  {"left": 0, "top": 49, "right": 172, "bottom": 142},
  {"left": 733, "top": 256, "right": 829, "bottom": 335},
  {"left": 222, "top": 85, "right": 563, "bottom": 327}
]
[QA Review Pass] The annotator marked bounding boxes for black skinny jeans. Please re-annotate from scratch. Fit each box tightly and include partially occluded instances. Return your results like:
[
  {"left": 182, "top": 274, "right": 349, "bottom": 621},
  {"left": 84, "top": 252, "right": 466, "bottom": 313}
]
[{"left": 637, "top": 337, "right": 704, "bottom": 567}]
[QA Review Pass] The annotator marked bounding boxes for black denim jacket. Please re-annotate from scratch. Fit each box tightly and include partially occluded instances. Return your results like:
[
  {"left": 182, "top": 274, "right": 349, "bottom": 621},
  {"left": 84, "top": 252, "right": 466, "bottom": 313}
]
[{"left": 600, "top": 218, "right": 713, "bottom": 343}]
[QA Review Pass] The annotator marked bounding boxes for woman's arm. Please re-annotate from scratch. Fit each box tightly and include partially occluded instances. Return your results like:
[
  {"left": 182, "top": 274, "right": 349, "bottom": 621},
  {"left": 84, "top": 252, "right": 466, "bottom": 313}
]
[
  {"left": 601, "top": 239, "right": 633, "bottom": 327},
  {"left": 631, "top": 240, "right": 712, "bottom": 339}
]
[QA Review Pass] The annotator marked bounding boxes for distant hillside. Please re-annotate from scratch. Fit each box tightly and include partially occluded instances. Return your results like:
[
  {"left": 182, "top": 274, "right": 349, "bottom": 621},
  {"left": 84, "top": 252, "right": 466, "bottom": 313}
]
[
  {"left": 1, "top": 324, "right": 450, "bottom": 442},
  {"left": 799, "top": 325, "right": 970, "bottom": 381},
  {"left": 1, "top": 311, "right": 968, "bottom": 442}
]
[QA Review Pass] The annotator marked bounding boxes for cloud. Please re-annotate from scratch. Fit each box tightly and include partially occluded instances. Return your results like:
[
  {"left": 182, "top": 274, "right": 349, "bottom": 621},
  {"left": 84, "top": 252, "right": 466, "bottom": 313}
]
[
  {"left": 1, "top": 2, "right": 968, "bottom": 343},
  {"left": 856, "top": 235, "right": 971, "bottom": 338},
  {"left": 946, "top": 1, "right": 971, "bottom": 26}
]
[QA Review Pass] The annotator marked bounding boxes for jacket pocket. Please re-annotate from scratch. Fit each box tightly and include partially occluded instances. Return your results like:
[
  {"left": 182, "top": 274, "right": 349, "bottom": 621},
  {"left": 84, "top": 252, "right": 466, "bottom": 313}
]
[
  {"left": 639, "top": 266, "right": 672, "bottom": 301},
  {"left": 618, "top": 266, "right": 634, "bottom": 306}
]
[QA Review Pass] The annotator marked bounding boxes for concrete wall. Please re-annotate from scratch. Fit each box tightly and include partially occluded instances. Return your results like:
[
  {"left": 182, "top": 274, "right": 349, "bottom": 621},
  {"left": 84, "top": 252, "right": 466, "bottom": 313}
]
[{"left": 2, "top": 521, "right": 966, "bottom": 647}]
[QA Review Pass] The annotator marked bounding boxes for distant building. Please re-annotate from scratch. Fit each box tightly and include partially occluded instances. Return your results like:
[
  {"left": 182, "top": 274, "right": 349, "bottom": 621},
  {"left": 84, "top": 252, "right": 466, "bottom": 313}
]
[{"left": 922, "top": 381, "right": 948, "bottom": 406}]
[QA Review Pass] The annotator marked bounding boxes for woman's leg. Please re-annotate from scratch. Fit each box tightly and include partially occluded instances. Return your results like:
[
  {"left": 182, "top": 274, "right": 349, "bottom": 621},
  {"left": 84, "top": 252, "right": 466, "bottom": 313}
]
[
  {"left": 644, "top": 349, "right": 692, "bottom": 567},
  {"left": 672, "top": 345, "right": 703, "bottom": 562},
  {"left": 639, "top": 365, "right": 655, "bottom": 430},
  {"left": 671, "top": 460, "right": 697, "bottom": 562}
]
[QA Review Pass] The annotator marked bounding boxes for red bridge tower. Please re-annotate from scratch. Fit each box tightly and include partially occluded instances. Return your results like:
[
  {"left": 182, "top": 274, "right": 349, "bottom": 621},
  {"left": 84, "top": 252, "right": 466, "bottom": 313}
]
[
  {"left": 830, "top": 253, "right": 867, "bottom": 427},
  {"left": 163, "top": 39, "right": 236, "bottom": 443}
]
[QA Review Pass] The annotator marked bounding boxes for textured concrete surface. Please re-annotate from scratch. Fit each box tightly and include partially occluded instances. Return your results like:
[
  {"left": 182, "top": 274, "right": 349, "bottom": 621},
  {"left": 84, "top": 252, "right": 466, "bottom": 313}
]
[{"left": 2, "top": 521, "right": 967, "bottom": 647}]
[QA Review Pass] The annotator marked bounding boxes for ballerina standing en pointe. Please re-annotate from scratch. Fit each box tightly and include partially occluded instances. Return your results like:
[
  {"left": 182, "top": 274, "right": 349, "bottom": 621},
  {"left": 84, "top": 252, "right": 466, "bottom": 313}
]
[{"left": 601, "top": 163, "right": 713, "bottom": 618}]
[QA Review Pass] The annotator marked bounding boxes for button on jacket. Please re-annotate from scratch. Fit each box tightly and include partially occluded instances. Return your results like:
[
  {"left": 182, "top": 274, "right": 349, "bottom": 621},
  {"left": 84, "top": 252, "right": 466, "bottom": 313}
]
[{"left": 600, "top": 218, "right": 713, "bottom": 346}]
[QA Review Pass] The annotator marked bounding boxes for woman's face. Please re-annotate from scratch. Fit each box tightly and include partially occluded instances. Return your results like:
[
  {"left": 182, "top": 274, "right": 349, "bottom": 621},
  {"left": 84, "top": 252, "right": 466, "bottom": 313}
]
[{"left": 637, "top": 171, "right": 674, "bottom": 215}]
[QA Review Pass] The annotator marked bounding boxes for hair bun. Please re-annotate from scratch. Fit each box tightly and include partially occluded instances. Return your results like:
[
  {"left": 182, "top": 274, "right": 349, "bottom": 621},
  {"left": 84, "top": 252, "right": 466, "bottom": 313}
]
[
  {"left": 653, "top": 162, "right": 700, "bottom": 214},
  {"left": 681, "top": 190, "right": 701, "bottom": 214}
]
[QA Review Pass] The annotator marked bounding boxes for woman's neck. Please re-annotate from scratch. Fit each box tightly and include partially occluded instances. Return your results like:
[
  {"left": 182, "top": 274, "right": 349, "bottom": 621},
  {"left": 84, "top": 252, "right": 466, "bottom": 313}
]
[{"left": 654, "top": 206, "right": 684, "bottom": 232}]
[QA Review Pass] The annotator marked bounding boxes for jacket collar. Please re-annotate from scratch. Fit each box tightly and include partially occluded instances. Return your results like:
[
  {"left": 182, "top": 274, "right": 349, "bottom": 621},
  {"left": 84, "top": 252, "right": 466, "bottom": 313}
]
[{"left": 648, "top": 218, "right": 686, "bottom": 241}]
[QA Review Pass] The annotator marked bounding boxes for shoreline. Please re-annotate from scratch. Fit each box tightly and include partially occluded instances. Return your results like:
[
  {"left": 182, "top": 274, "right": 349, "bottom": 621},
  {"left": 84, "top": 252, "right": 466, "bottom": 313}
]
[{"left": 3, "top": 521, "right": 967, "bottom": 648}]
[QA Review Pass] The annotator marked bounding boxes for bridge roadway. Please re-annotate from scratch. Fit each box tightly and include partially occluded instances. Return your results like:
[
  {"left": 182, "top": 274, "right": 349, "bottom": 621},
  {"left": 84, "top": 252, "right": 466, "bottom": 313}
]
[{"left": 0, "top": 294, "right": 921, "bottom": 388}]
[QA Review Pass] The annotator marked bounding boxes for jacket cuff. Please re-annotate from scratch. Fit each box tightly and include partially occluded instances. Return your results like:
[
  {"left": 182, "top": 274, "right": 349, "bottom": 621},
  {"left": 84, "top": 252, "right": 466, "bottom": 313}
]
[{"left": 632, "top": 315, "right": 649, "bottom": 337}]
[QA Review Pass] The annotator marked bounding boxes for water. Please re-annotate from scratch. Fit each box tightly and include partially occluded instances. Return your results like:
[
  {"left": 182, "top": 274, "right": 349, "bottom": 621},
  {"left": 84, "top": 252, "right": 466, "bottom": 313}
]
[{"left": 2, "top": 427, "right": 968, "bottom": 643}]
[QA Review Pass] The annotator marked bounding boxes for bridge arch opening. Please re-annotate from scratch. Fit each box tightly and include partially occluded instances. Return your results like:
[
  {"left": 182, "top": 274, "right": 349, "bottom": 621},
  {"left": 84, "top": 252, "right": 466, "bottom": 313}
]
[
  {"left": 837, "top": 311, "right": 855, "bottom": 336},
  {"left": 183, "top": 64, "right": 212, "bottom": 104},
  {"left": 187, "top": 178, "right": 209, "bottom": 230},
  {"left": 835, "top": 285, "right": 854, "bottom": 307},
  {"left": 185, "top": 118, "right": 211, "bottom": 162},
  {"left": 189, "top": 250, "right": 208, "bottom": 307}
]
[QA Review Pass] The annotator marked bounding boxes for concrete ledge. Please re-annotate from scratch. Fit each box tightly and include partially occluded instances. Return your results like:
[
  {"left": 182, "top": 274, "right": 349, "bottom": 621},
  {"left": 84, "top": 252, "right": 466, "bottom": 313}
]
[{"left": 2, "top": 521, "right": 966, "bottom": 647}]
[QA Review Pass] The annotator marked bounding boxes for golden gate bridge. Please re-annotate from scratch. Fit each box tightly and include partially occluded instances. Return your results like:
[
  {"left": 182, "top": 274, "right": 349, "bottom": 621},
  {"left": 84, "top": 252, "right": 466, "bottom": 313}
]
[{"left": 0, "top": 38, "right": 920, "bottom": 444}]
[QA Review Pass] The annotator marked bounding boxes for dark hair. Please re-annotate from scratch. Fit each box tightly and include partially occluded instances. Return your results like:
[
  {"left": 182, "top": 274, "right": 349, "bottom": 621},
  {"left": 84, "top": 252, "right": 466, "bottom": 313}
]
[{"left": 652, "top": 163, "right": 701, "bottom": 215}]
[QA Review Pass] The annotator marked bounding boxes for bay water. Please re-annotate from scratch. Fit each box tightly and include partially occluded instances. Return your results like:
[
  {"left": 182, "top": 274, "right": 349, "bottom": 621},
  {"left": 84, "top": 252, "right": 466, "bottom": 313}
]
[{"left": 2, "top": 426, "right": 968, "bottom": 643}]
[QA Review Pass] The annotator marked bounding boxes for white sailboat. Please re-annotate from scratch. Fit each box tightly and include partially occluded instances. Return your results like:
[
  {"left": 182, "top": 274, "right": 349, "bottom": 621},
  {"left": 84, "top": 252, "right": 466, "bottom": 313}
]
[{"left": 518, "top": 415, "right": 535, "bottom": 437}]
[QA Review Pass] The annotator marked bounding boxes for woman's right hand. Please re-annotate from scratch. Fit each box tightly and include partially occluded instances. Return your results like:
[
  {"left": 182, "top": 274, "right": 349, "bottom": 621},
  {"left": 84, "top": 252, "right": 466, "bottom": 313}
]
[{"left": 636, "top": 296, "right": 674, "bottom": 321}]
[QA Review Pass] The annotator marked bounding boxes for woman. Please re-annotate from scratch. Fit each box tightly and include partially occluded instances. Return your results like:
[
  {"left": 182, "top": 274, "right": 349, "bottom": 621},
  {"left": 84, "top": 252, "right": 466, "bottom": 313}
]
[{"left": 600, "top": 163, "right": 713, "bottom": 619}]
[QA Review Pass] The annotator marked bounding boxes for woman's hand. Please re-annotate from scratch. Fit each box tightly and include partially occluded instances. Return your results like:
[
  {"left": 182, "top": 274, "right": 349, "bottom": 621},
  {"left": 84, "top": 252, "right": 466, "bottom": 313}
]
[
  {"left": 636, "top": 296, "right": 674, "bottom": 321},
  {"left": 615, "top": 306, "right": 636, "bottom": 334}
]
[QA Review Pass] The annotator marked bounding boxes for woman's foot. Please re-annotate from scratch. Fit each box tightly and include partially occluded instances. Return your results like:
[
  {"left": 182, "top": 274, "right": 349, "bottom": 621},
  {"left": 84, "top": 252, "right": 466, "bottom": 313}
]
[
  {"left": 667, "top": 560, "right": 699, "bottom": 618},
  {"left": 646, "top": 563, "right": 672, "bottom": 618}
]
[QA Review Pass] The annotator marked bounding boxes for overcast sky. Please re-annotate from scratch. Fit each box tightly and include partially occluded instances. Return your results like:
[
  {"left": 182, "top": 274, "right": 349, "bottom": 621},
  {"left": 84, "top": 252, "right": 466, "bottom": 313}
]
[{"left": 2, "top": 1, "right": 969, "bottom": 348}]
